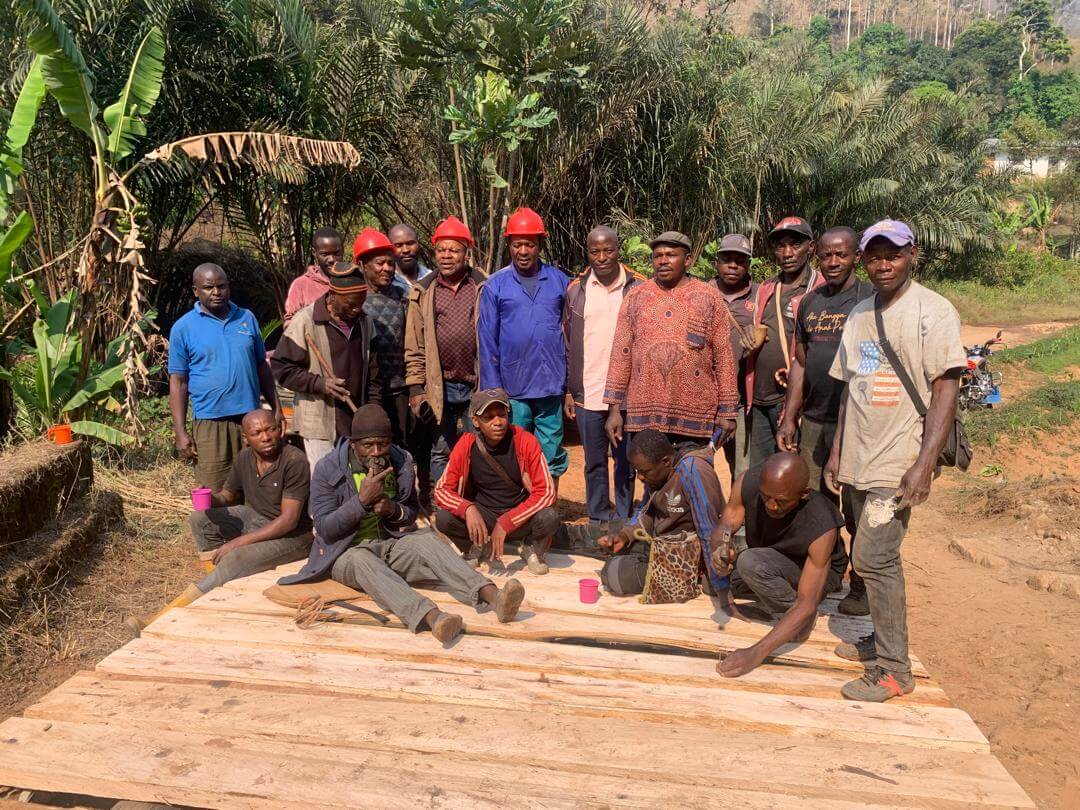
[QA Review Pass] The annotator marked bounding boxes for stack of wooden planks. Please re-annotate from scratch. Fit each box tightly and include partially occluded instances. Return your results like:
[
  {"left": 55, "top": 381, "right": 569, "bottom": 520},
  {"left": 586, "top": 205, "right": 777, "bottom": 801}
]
[{"left": 0, "top": 553, "right": 1033, "bottom": 808}]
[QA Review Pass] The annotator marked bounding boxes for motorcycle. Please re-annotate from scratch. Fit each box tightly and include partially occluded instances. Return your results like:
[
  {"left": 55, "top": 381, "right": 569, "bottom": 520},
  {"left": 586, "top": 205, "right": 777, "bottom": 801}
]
[{"left": 959, "top": 330, "right": 1004, "bottom": 411}]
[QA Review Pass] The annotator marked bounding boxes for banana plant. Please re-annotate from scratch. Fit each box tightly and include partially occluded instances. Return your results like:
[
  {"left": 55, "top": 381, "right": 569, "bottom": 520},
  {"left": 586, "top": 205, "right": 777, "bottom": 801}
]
[{"left": 0, "top": 288, "right": 133, "bottom": 445}]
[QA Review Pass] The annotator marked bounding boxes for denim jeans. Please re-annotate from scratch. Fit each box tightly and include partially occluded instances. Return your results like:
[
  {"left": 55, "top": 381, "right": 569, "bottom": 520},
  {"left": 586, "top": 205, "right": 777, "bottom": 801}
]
[
  {"left": 848, "top": 487, "right": 912, "bottom": 675},
  {"left": 431, "top": 381, "right": 473, "bottom": 484},
  {"left": 748, "top": 402, "right": 784, "bottom": 468},
  {"left": 575, "top": 407, "right": 634, "bottom": 523}
]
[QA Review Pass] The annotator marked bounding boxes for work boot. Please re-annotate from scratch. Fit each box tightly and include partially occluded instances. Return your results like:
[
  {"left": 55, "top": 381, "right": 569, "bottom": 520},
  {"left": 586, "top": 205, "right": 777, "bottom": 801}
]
[
  {"left": 841, "top": 666, "right": 915, "bottom": 702},
  {"left": 494, "top": 578, "right": 525, "bottom": 623},
  {"left": 838, "top": 574, "right": 869, "bottom": 616},
  {"left": 523, "top": 543, "right": 549, "bottom": 575},
  {"left": 124, "top": 583, "right": 204, "bottom": 638},
  {"left": 429, "top": 611, "right": 464, "bottom": 644},
  {"left": 834, "top": 632, "right": 876, "bottom": 662}
]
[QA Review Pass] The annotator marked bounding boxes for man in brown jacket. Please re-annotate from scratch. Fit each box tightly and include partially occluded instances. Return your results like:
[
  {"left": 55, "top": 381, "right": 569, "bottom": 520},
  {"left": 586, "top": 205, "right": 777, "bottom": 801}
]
[{"left": 405, "top": 216, "right": 486, "bottom": 486}]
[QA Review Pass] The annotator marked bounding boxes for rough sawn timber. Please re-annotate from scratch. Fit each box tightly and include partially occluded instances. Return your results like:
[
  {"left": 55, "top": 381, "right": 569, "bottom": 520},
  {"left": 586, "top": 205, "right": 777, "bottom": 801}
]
[{"left": 0, "top": 552, "right": 1034, "bottom": 808}]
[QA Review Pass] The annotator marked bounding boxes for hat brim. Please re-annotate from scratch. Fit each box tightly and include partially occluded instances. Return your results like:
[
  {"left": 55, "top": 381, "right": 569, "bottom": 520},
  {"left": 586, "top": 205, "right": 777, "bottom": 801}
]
[
  {"left": 717, "top": 246, "right": 752, "bottom": 257},
  {"left": 473, "top": 399, "right": 510, "bottom": 416},
  {"left": 767, "top": 226, "right": 813, "bottom": 242},
  {"left": 649, "top": 239, "right": 691, "bottom": 251},
  {"left": 432, "top": 236, "right": 474, "bottom": 247},
  {"left": 860, "top": 232, "right": 913, "bottom": 252}
]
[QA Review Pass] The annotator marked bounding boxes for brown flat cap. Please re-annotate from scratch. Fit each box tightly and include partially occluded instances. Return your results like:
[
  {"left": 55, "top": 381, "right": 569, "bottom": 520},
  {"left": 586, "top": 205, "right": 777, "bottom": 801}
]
[{"left": 649, "top": 231, "right": 692, "bottom": 251}]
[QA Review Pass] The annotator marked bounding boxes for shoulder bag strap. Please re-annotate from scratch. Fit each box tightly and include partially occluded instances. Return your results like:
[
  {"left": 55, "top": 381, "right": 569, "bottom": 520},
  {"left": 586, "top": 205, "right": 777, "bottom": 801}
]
[
  {"left": 473, "top": 437, "right": 528, "bottom": 499},
  {"left": 873, "top": 295, "right": 927, "bottom": 417},
  {"left": 773, "top": 283, "right": 791, "bottom": 370}
]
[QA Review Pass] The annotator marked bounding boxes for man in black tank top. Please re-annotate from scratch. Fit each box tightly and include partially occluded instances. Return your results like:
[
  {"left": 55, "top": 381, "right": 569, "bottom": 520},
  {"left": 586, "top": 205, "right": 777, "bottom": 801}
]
[{"left": 710, "top": 452, "right": 846, "bottom": 678}]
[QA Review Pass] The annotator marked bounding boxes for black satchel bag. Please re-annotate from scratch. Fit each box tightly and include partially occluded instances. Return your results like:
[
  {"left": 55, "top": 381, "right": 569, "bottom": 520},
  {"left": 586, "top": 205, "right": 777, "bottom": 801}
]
[{"left": 873, "top": 299, "right": 973, "bottom": 472}]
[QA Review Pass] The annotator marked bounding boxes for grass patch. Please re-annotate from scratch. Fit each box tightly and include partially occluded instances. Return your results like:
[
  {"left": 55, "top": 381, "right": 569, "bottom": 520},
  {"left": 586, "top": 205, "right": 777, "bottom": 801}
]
[
  {"left": 928, "top": 273, "right": 1080, "bottom": 326},
  {"left": 995, "top": 325, "right": 1080, "bottom": 374},
  {"left": 965, "top": 379, "right": 1080, "bottom": 447}
]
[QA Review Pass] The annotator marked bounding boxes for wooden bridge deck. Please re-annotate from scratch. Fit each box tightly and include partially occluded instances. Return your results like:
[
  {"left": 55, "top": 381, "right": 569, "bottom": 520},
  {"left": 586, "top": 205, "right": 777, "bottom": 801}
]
[{"left": 0, "top": 552, "right": 1033, "bottom": 808}]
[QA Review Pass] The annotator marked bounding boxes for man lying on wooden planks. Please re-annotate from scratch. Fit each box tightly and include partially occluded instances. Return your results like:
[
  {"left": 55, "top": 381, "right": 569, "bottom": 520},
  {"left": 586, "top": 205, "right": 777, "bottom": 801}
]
[
  {"left": 711, "top": 452, "right": 847, "bottom": 678},
  {"left": 127, "top": 409, "right": 314, "bottom": 635},
  {"left": 277, "top": 403, "right": 526, "bottom": 643}
]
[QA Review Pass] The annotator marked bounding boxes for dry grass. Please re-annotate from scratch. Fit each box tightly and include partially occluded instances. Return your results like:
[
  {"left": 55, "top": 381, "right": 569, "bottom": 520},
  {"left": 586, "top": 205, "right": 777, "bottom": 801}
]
[
  {"left": 0, "top": 440, "right": 92, "bottom": 546},
  {"left": 0, "top": 459, "right": 197, "bottom": 720}
]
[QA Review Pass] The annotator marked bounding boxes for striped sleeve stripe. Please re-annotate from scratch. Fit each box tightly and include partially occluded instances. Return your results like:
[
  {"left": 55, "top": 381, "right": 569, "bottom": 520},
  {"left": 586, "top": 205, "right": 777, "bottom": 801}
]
[{"left": 508, "top": 436, "right": 556, "bottom": 527}]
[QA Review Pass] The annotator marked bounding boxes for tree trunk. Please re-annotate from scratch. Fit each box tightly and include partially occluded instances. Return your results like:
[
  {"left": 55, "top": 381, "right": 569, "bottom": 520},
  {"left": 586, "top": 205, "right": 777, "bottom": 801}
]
[
  {"left": 447, "top": 85, "right": 470, "bottom": 230},
  {"left": 846, "top": 0, "right": 853, "bottom": 47}
]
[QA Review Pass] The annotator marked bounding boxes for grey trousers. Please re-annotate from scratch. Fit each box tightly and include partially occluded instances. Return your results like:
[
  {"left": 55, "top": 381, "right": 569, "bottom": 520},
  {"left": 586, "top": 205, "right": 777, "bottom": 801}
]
[
  {"left": 190, "top": 505, "right": 312, "bottom": 592},
  {"left": 730, "top": 546, "right": 842, "bottom": 616},
  {"left": 331, "top": 529, "right": 493, "bottom": 632},
  {"left": 848, "top": 487, "right": 912, "bottom": 675}
]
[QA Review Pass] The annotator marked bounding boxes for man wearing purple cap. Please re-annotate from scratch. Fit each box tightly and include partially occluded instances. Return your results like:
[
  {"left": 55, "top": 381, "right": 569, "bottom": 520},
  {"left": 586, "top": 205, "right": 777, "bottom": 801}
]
[{"left": 826, "top": 219, "right": 965, "bottom": 702}]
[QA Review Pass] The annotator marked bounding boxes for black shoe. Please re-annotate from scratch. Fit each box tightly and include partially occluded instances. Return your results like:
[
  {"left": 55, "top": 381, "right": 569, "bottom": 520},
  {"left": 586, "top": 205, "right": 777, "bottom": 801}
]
[
  {"left": 838, "top": 576, "right": 869, "bottom": 616},
  {"left": 834, "top": 632, "right": 876, "bottom": 662}
]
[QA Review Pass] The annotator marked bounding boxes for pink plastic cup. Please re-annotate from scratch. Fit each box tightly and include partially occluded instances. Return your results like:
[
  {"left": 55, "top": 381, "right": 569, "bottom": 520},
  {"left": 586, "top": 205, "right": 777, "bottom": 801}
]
[
  {"left": 191, "top": 488, "right": 213, "bottom": 511},
  {"left": 579, "top": 578, "right": 600, "bottom": 604}
]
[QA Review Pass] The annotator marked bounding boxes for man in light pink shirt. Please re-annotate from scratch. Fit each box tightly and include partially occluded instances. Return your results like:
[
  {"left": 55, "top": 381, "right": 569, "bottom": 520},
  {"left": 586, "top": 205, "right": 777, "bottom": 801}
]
[
  {"left": 284, "top": 228, "right": 344, "bottom": 325},
  {"left": 562, "top": 226, "right": 643, "bottom": 528}
]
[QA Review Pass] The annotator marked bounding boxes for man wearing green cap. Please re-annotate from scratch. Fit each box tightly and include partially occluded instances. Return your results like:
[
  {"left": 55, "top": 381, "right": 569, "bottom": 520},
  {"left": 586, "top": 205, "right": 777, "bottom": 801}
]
[
  {"left": 279, "top": 403, "right": 527, "bottom": 644},
  {"left": 272, "top": 261, "right": 382, "bottom": 473}
]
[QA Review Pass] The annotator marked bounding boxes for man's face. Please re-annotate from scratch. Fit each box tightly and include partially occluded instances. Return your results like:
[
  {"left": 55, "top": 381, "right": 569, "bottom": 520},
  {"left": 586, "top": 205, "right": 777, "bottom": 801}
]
[
  {"left": 510, "top": 237, "right": 541, "bottom": 273},
  {"left": 472, "top": 403, "right": 509, "bottom": 445},
  {"left": 329, "top": 289, "right": 367, "bottom": 321},
  {"left": 193, "top": 270, "right": 230, "bottom": 313},
  {"left": 389, "top": 227, "right": 419, "bottom": 272},
  {"left": 863, "top": 238, "right": 917, "bottom": 296},
  {"left": 759, "top": 476, "right": 806, "bottom": 518},
  {"left": 363, "top": 251, "right": 396, "bottom": 291},
  {"left": 817, "top": 235, "right": 859, "bottom": 288},
  {"left": 312, "top": 236, "right": 343, "bottom": 274},
  {"left": 243, "top": 415, "right": 282, "bottom": 456},
  {"left": 651, "top": 245, "right": 688, "bottom": 286},
  {"left": 435, "top": 239, "right": 468, "bottom": 276},
  {"left": 630, "top": 451, "right": 673, "bottom": 491},
  {"left": 350, "top": 435, "right": 392, "bottom": 473},
  {"left": 587, "top": 235, "right": 619, "bottom": 276},
  {"left": 714, "top": 251, "right": 751, "bottom": 287},
  {"left": 770, "top": 233, "right": 813, "bottom": 274}
]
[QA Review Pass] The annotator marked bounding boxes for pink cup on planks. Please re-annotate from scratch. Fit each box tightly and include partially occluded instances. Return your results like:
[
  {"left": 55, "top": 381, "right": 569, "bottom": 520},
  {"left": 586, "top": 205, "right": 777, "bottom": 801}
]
[
  {"left": 190, "top": 488, "right": 213, "bottom": 511},
  {"left": 579, "top": 578, "right": 600, "bottom": 604}
]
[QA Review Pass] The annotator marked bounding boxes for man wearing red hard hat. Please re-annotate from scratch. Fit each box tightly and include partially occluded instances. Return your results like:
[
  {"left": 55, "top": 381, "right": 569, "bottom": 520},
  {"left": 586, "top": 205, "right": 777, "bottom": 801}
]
[
  {"left": 404, "top": 215, "right": 487, "bottom": 488},
  {"left": 476, "top": 207, "right": 569, "bottom": 573}
]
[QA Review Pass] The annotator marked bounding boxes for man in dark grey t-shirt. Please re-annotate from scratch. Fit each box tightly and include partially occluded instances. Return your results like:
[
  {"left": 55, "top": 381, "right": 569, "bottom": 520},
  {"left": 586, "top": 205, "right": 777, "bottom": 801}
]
[{"left": 710, "top": 452, "right": 845, "bottom": 678}]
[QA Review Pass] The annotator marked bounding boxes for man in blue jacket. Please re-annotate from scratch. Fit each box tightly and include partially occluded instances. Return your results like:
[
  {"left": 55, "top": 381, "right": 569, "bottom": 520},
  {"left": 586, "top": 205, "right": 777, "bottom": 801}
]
[
  {"left": 279, "top": 404, "right": 525, "bottom": 644},
  {"left": 478, "top": 207, "right": 569, "bottom": 487}
]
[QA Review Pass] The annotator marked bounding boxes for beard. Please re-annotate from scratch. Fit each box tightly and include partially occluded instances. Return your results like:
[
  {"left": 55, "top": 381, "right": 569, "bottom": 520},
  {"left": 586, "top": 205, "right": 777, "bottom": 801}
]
[{"left": 361, "top": 454, "right": 390, "bottom": 475}]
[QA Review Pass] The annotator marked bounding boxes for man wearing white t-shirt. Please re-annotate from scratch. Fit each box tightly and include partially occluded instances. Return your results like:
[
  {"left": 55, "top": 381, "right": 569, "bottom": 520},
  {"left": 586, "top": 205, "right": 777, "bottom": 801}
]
[{"left": 826, "top": 219, "right": 965, "bottom": 703}]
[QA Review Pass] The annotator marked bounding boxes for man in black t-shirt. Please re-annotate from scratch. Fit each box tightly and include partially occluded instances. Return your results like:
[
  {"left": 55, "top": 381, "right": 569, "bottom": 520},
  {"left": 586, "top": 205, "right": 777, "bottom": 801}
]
[
  {"left": 777, "top": 226, "right": 873, "bottom": 616},
  {"left": 710, "top": 452, "right": 845, "bottom": 678}
]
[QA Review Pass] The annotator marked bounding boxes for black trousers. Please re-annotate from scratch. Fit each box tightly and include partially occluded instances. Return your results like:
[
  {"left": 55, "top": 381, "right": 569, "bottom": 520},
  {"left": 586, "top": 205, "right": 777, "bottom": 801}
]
[
  {"left": 384, "top": 389, "right": 433, "bottom": 504},
  {"left": 435, "top": 505, "right": 560, "bottom": 553}
]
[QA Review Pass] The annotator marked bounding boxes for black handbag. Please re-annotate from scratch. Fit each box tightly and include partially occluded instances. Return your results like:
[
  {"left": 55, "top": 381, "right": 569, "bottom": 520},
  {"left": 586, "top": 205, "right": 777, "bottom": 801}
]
[{"left": 873, "top": 299, "right": 973, "bottom": 472}]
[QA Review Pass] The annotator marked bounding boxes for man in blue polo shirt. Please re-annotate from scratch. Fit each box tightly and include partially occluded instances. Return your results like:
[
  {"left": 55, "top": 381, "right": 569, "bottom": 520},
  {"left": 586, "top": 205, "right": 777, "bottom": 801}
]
[
  {"left": 478, "top": 207, "right": 569, "bottom": 489},
  {"left": 169, "top": 263, "right": 280, "bottom": 489}
]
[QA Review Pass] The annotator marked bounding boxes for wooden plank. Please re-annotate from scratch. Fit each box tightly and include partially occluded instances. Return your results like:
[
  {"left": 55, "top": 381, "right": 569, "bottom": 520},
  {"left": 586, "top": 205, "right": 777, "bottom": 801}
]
[
  {"left": 188, "top": 583, "right": 927, "bottom": 677},
  {"left": 145, "top": 607, "right": 951, "bottom": 707},
  {"left": 97, "top": 634, "right": 980, "bottom": 752},
  {"left": 229, "top": 562, "right": 877, "bottom": 648},
  {"left": 13, "top": 681, "right": 1029, "bottom": 808},
  {"left": 0, "top": 717, "right": 934, "bottom": 809}
]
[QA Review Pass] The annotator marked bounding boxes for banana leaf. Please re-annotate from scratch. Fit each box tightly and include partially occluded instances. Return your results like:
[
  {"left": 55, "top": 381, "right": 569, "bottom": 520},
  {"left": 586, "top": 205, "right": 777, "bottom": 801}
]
[
  {"left": 104, "top": 27, "right": 166, "bottom": 160},
  {"left": 63, "top": 362, "right": 126, "bottom": 412},
  {"left": 0, "top": 57, "right": 47, "bottom": 220},
  {"left": 0, "top": 212, "right": 34, "bottom": 284},
  {"left": 69, "top": 419, "right": 133, "bottom": 446}
]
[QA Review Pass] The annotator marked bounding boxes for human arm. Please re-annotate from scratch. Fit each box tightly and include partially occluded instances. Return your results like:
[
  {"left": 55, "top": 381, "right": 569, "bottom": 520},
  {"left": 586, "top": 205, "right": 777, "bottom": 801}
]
[
  {"left": 379, "top": 449, "right": 420, "bottom": 529},
  {"left": 711, "top": 297, "right": 740, "bottom": 435},
  {"left": 257, "top": 360, "right": 281, "bottom": 417},
  {"left": 404, "top": 291, "right": 428, "bottom": 416},
  {"left": 603, "top": 297, "right": 634, "bottom": 444},
  {"left": 777, "top": 340, "right": 807, "bottom": 453},
  {"left": 366, "top": 319, "right": 383, "bottom": 404},
  {"left": 168, "top": 374, "right": 197, "bottom": 461},
  {"left": 897, "top": 369, "right": 962, "bottom": 507},
  {"left": 432, "top": 436, "right": 477, "bottom": 518},
  {"left": 213, "top": 497, "right": 306, "bottom": 564},
  {"left": 477, "top": 283, "right": 502, "bottom": 389},
  {"left": 494, "top": 433, "right": 556, "bottom": 538},
  {"left": 270, "top": 326, "right": 324, "bottom": 394},
  {"left": 717, "top": 529, "right": 836, "bottom": 677},
  {"left": 709, "top": 473, "right": 746, "bottom": 576},
  {"left": 824, "top": 388, "right": 846, "bottom": 494}
]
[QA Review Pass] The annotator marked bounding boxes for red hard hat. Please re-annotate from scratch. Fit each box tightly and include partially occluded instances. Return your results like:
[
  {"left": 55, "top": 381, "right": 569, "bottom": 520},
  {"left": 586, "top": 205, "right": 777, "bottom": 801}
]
[
  {"left": 504, "top": 207, "right": 547, "bottom": 238},
  {"left": 432, "top": 215, "right": 474, "bottom": 247},
  {"left": 352, "top": 227, "right": 394, "bottom": 261}
]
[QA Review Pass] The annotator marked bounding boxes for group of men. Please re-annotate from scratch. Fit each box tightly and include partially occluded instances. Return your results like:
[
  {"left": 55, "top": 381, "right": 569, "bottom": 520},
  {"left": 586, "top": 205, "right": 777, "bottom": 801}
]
[{"left": 157, "top": 208, "right": 964, "bottom": 705}]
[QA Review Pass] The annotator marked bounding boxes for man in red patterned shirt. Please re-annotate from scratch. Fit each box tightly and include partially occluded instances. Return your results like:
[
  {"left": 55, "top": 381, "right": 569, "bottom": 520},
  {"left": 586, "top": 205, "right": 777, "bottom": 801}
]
[{"left": 604, "top": 231, "right": 740, "bottom": 457}]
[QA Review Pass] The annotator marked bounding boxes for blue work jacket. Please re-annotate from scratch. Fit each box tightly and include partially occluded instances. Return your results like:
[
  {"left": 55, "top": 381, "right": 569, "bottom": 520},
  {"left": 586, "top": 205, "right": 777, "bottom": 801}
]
[{"left": 477, "top": 262, "right": 569, "bottom": 400}]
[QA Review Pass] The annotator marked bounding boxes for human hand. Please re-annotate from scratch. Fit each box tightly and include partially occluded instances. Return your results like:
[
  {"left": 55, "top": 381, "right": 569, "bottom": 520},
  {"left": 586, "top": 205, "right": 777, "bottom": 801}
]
[
  {"left": 897, "top": 462, "right": 933, "bottom": 509},
  {"left": 211, "top": 537, "right": 245, "bottom": 565},
  {"left": 709, "top": 534, "right": 736, "bottom": 575},
  {"left": 489, "top": 522, "right": 508, "bottom": 560},
  {"left": 175, "top": 431, "right": 198, "bottom": 462},
  {"left": 712, "top": 417, "right": 736, "bottom": 447},
  {"left": 563, "top": 392, "right": 576, "bottom": 421},
  {"left": 409, "top": 393, "right": 428, "bottom": 419},
  {"left": 776, "top": 419, "right": 798, "bottom": 453},
  {"left": 357, "top": 467, "right": 392, "bottom": 506},
  {"left": 824, "top": 450, "right": 841, "bottom": 495},
  {"left": 716, "top": 646, "right": 764, "bottom": 678},
  {"left": 373, "top": 498, "right": 396, "bottom": 518},
  {"left": 605, "top": 410, "right": 624, "bottom": 446},
  {"left": 319, "top": 375, "right": 351, "bottom": 402},
  {"left": 465, "top": 505, "right": 489, "bottom": 549},
  {"left": 598, "top": 528, "right": 632, "bottom": 554}
]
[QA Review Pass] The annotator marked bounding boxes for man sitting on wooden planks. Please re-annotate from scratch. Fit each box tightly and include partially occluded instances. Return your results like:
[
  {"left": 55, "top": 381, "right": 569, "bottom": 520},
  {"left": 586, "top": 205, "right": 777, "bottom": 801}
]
[
  {"left": 710, "top": 452, "right": 847, "bottom": 678},
  {"left": 277, "top": 403, "right": 526, "bottom": 644}
]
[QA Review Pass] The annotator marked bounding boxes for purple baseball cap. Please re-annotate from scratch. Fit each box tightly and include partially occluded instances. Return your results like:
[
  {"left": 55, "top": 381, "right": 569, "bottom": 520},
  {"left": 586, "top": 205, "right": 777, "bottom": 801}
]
[{"left": 860, "top": 219, "right": 915, "bottom": 252}]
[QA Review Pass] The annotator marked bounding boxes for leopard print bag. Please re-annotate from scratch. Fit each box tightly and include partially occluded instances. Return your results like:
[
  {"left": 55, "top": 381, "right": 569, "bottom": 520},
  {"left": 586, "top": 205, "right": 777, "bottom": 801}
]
[{"left": 639, "top": 530, "right": 702, "bottom": 605}]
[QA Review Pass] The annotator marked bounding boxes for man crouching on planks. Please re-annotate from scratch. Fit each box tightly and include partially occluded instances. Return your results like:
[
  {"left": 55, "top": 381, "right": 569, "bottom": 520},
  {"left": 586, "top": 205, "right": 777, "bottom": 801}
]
[
  {"left": 711, "top": 452, "right": 847, "bottom": 677},
  {"left": 277, "top": 403, "right": 526, "bottom": 644}
]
